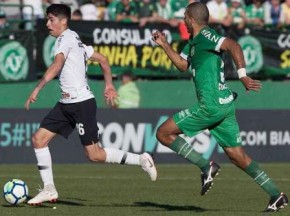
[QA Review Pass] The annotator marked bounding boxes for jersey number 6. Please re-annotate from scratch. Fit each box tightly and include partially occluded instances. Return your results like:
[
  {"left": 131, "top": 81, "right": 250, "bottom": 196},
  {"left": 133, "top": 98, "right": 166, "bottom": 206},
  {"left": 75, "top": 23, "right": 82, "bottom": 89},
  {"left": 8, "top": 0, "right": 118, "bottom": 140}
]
[{"left": 76, "top": 123, "right": 85, "bottom": 135}]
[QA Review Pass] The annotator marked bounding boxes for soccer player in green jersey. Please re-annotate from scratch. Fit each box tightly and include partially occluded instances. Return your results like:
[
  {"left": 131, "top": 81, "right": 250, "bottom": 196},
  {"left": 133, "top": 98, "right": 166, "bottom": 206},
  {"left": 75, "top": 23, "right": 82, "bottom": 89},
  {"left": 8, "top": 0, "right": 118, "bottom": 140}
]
[{"left": 152, "top": 2, "right": 288, "bottom": 212}]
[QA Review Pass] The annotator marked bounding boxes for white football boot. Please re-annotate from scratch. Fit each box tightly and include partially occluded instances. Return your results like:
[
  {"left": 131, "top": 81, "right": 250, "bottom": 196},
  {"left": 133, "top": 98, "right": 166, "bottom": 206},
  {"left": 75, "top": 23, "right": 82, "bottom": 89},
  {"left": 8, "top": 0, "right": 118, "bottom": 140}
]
[
  {"left": 28, "top": 184, "right": 58, "bottom": 205},
  {"left": 140, "top": 152, "right": 157, "bottom": 181}
]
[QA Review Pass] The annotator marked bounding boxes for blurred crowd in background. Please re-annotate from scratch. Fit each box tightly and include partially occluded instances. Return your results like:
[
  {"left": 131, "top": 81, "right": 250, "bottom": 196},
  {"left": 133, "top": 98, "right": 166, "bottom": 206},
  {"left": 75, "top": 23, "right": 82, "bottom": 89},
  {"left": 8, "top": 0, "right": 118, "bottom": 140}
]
[{"left": 0, "top": 0, "right": 289, "bottom": 31}]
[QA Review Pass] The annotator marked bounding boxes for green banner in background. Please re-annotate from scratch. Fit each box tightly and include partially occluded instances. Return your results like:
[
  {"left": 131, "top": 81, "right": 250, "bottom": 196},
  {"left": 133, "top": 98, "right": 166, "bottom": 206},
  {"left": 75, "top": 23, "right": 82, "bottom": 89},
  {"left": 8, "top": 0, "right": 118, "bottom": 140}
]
[
  {"left": 34, "top": 21, "right": 290, "bottom": 79},
  {"left": 0, "top": 30, "right": 35, "bottom": 82},
  {"left": 0, "top": 22, "right": 288, "bottom": 82},
  {"left": 36, "top": 20, "right": 187, "bottom": 78},
  {"left": 228, "top": 27, "right": 290, "bottom": 78},
  {"left": 263, "top": 31, "right": 290, "bottom": 77}
]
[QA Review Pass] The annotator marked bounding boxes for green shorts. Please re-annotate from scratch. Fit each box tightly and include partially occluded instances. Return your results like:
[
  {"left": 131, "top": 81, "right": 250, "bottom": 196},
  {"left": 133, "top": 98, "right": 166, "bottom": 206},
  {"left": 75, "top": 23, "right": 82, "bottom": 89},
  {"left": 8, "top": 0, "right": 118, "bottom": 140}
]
[{"left": 173, "top": 103, "right": 241, "bottom": 148}]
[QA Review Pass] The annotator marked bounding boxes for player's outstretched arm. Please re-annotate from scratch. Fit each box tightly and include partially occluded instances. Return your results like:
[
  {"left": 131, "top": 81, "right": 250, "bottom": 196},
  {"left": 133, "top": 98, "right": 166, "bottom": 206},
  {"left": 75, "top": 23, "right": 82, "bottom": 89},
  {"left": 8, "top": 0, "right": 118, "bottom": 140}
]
[
  {"left": 152, "top": 31, "right": 188, "bottom": 72},
  {"left": 221, "top": 38, "right": 262, "bottom": 92},
  {"left": 24, "top": 54, "right": 65, "bottom": 110},
  {"left": 89, "top": 52, "right": 118, "bottom": 107}
]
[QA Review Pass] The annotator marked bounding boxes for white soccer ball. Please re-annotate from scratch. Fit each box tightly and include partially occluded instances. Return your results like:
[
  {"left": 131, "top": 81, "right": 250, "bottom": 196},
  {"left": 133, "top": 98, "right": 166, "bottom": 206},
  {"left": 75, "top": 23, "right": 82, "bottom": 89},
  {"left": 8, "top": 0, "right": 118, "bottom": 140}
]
[{"left": 3, "top": 179, "right": 29, "bottom": 205}]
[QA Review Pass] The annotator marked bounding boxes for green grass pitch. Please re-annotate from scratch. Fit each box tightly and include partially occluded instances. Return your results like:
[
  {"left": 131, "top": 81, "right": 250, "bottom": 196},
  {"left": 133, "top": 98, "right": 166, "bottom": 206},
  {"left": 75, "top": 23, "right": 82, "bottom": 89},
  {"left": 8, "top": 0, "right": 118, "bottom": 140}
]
[{"left": 0, "top": 163, "right": 289, "bottom": 216}]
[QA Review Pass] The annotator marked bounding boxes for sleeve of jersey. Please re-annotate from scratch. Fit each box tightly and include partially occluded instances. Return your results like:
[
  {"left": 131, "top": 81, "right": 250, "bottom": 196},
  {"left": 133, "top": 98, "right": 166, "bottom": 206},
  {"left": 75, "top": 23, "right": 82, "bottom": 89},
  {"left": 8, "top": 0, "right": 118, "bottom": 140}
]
[
  {"left": 54, "top": 35, "right": 72, "bottom": 58},
  {"left": 215, "top": 37, "right": 226, "bottom": 52},
  {"left": 180, "top": 43, "right": 190, "bottom": 61},
  {"left": 200, "top": 33, "right": 226, "bottom": 52},
  {"left": 83, "top": 44, "right": 94, "bottom": 60}
]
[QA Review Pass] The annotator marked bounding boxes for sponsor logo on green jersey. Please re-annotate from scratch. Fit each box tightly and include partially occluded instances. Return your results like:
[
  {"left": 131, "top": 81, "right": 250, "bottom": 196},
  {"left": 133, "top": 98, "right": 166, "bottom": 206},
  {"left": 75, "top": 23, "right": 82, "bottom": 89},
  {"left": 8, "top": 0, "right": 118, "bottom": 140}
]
[{"left": 190, "top": 46, "right": 195, "bottom": 56}]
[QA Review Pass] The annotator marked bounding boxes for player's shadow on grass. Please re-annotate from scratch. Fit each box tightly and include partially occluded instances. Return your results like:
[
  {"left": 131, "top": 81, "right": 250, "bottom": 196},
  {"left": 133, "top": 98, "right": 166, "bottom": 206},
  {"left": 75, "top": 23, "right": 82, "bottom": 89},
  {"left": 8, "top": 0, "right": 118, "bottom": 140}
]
[
  {"left": 56, "top": 199, "right": 85, "bottom": 206},
  {"left": 1, "top": 199, "right": 85, "bottom": 208},
  {"left": 26, "top": 194, "right": 86, "bottom": 206},
  {"left": 2, "top": 204, "right": 26, "bottom": 208},
  {"left": 134, "top": 201, "right": 206, "bottom": 212},
  {"left": 134, "top": 202, "right": 274, "bottom": 214}
]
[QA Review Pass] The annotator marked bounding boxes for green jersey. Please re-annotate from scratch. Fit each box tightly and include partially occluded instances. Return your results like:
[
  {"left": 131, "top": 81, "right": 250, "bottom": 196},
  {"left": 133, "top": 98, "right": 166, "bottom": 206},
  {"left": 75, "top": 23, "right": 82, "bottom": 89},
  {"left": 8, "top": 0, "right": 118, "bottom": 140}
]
[
  {"left": 115, "top": 1, "right": 139, "bottom": 22},
  {"left": 181, "top": 27, "right": 233, "bottom": 108},
  {"left": 245, "top": 4, "right": 264, "bottom": 20},
  {"left": 231, "top": 7, "right": 245, "bottom": 24}
]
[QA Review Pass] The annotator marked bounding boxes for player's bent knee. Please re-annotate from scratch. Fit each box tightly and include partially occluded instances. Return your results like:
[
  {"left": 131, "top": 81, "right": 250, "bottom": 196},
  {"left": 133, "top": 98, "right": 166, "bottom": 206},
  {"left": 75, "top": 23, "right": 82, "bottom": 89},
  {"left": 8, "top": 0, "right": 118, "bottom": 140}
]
[
  {"left": 156, "top": 129, "right": 172, "bottom": 147},
  {"left": 156, "top": 129, "right": 165, "bottom": 144},
  {"left": 31, "top": 134, "right": 47, "bottom": 148},
  {"left": 156, "top": 130, "right": 161, "bottom": 141}
]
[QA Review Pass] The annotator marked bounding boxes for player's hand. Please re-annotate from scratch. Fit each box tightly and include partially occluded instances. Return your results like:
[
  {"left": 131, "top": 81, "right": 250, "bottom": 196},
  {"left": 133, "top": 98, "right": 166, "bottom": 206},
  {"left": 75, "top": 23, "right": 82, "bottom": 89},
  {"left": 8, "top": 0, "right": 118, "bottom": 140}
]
[
  {"left": 152, "top": 31, "right": 167, "bottom": 47},
  {"left": 24, "top": 89, "right": 39, "bottom": 110},
  {"left": 240, "top": 76, "right": 262, "bottom": 92},
  {"left": 104, "top": 84, "right": 118, "bottom": 107}
]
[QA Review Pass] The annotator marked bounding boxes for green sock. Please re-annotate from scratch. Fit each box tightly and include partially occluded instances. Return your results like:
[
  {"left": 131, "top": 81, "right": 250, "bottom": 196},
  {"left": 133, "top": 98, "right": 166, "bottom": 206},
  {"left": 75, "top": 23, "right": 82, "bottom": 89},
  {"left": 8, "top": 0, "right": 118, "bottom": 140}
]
[
  {"left": 245, "top": 161, "right": 280, "bottom": 198},
  {"left": 169, "top": 136, "right": 210, "bottom": 172}
]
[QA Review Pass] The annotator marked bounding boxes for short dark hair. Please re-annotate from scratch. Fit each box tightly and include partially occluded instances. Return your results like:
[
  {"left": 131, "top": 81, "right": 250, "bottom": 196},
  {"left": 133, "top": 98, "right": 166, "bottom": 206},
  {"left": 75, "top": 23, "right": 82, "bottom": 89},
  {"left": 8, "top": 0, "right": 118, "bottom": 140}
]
[
  {"left": 120, "top": 71, "right": 135, "bottom": 79},
  {"left": 46, "top": 4, "right": 71, "bottom": 21},
  {"left": 186, "top": 2, "right": 209, "bottom": 25},
  {"left": 72, "top": 9, "right": 82, "bottom": 17}
]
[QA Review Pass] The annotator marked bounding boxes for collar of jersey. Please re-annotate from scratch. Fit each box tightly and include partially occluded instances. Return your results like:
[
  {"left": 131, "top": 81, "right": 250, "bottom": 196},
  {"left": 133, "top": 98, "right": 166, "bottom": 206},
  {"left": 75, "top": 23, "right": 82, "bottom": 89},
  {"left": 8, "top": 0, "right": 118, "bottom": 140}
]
[{"left": 188, "top": 26, "right": 210, "bottom": 45}]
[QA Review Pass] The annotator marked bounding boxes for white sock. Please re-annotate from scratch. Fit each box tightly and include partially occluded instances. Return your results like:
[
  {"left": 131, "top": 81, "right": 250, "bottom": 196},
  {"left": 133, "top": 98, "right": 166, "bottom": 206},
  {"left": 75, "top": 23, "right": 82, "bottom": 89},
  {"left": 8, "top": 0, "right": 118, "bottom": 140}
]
[
  {"left": 104, "top": 148, "right": 141, "bottom": 165},
  {"left": 34, "top": 147, "right": 54, "bottom": 187}
]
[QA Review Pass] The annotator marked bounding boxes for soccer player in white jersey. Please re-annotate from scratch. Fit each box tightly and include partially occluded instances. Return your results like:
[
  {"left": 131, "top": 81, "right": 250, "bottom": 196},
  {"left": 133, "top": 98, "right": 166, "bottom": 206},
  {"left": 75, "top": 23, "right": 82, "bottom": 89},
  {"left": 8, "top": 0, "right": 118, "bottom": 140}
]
[{"left": 25, "top": 4, "right": 157, "bottom": 205}]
